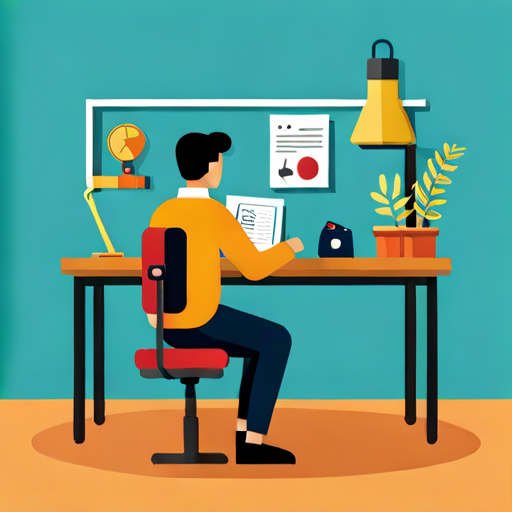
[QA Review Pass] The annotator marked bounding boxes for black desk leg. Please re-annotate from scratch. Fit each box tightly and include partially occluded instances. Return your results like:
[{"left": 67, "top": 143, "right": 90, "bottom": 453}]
[
  {"left": 74, "top": 277, "right": 86, "bottom": 444},
  {"left": 405, "top": 279, "right": 417, "bottom": 425},
  {"left": 427, "top": 277, "right": 438, "bottom": 444},
  {"left": 94, "top": 285, "right": 105, "bottom": 425}
]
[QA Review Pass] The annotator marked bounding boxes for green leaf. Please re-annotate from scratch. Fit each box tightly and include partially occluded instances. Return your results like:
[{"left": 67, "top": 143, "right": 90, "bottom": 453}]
[
  {"left": 431, "top": 187, "right": 445, "bottom": 196},
  {"left": 375, "top": 207, "right": 393, "bottom": 217},
  {"left": 423, "top": 171, "right": 432, "bottom": 192},
  {"left": 425, "top": 210, "right": 442, "bottom": 220},
  {"left": 427, "top": 198, "right": 447, "bottom": 208},
  {"left": 396, "top": 209, "right": 414, "bottom": 222},
  {"left": 379, "top": 174, "right": 387, "bottom": 195},
  {"left": 392, "top": 174, "right": 401, "bottom": 200},
  {"left": 393, "top": 195, "right": 410, "bottom": 211},
  {"left": 428, "top": 159, "right": 437, "bottom": 179},
  {"left": 414, "top": 202, "right": 426, "bottom": 218},
  {"left": 441, "top": 163, "right": 458, "bottom": 172},
  {"left": 435, "top": 151, "right": 444, "bottom": 167},
  {"left": 416, "top": 183, "right": 428, "bottom": 206},
  {"left": 370, "top": 192, "right": 389, "bottom": 204}
]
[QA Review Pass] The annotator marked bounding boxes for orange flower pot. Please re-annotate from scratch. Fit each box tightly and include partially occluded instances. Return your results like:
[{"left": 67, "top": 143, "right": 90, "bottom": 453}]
[{"left": 373, "top": 226, "right": 439, "bottom": 258}]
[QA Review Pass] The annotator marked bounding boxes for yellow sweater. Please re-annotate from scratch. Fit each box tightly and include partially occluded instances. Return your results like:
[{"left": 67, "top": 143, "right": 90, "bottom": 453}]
[{"left": 149, "top": 196, "right": 295, "bottom": 329}]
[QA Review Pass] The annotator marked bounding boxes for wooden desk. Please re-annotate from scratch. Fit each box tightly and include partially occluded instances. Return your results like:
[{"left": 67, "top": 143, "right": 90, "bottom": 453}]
[{"left": 61, "top": 257, "right": 451, "bottom": 445}]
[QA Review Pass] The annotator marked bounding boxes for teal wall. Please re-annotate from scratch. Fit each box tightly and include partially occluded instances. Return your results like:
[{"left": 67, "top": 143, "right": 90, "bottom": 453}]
[{"left": 1, "top": 0, "right": 511, "bottom": 400}]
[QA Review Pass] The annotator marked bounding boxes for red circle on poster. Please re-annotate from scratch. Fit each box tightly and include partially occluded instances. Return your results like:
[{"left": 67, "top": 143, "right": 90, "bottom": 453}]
[{"left": 297, "top": 157, "right": 319, "bottom": 180}]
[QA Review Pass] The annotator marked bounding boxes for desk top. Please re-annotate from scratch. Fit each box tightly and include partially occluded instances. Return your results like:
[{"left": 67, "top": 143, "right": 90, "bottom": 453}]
[{"left": 60, "top": 257, "right": 451, "bottom": 278}]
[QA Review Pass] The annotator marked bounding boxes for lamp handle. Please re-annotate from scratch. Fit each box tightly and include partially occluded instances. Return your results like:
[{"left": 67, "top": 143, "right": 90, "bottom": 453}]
[{"left": 372, "top": 39, "right": 394, "bottom": 59}]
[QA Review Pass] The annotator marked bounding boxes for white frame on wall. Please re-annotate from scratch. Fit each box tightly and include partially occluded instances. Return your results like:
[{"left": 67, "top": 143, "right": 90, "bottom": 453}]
[{"left": 85, "top": 98, "right": 429, "bottom": 187}]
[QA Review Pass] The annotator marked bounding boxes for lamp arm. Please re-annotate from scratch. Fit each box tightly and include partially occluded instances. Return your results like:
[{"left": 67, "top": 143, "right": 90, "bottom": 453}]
[{"left": 84, "top": 188, "right": 117, "bottom": 254}]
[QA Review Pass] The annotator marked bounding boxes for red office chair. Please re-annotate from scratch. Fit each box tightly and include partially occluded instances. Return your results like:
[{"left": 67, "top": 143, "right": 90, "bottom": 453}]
[{"left": 135, "top": 227, "right": 229, "bottom": 464}]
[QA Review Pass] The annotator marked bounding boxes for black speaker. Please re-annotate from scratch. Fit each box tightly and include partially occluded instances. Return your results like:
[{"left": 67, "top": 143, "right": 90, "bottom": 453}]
[{"left": 318, "top": 221, "right": 354, "bottom": 258}]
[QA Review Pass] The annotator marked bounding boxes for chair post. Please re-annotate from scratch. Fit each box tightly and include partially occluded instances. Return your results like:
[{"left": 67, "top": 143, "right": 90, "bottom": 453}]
[{"left": 182, "top": 378, "right": 199, "bottom": 458}]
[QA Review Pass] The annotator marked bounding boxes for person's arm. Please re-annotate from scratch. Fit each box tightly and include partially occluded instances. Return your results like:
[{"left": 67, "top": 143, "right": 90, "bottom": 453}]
[{"left": 216, "top": 202, "right": 303, "bottom": 281}]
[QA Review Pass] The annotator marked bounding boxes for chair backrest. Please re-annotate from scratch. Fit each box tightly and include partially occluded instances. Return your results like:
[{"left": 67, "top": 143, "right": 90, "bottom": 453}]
[{"left": 142, "top": 227, "right": 188, "bottom": 315}]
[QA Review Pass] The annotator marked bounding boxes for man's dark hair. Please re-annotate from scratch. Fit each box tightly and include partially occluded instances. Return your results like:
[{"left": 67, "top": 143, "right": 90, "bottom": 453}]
[{"left": 175, "top": 132, "right": 232, "bottom": 181}]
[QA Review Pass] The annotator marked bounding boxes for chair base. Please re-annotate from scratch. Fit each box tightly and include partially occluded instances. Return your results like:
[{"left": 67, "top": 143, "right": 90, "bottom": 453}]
[
  {"left": 150, "top": 380, "right": 228, "bottom": 465},
  {"left": 152, "top": 452, "right": 228, "bottom": 464}
]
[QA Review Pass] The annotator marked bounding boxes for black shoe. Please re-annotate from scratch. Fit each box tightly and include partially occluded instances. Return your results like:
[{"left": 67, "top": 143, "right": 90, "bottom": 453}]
[
  {"left": 236, "top": 430, "right": 247, "bottom": 445},
  {"left": 236, "top": 440, "right": 296, "bottom": 465}
]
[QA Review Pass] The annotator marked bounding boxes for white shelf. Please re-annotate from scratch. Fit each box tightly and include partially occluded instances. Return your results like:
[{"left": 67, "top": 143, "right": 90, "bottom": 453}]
[
  {"left": 86, "top": 98, "right": 429, "bottom": 187},
  {"left": 87, "top": 98, "right": 428, "bottom": 108}
]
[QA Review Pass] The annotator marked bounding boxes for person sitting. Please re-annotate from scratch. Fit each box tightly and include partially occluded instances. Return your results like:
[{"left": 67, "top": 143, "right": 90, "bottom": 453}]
[{"left": 148, "top": 132, "right": 304, "bottom": 464}]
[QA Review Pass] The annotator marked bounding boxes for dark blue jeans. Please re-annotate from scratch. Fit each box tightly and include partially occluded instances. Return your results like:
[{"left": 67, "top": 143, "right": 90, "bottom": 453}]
[{"left": 164, "top": 305, "right": 292, "bottom": 435}]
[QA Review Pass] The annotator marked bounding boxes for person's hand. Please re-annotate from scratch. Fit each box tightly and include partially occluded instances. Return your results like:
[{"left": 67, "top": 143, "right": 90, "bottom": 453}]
[{"left": 285, "top": 237, "right": 304, "bottom": 254}]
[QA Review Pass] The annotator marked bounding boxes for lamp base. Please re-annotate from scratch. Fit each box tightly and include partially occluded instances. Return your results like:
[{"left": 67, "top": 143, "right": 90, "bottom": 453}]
[{"left": 92, "top": 252, "right": 125, "bottom": 258}]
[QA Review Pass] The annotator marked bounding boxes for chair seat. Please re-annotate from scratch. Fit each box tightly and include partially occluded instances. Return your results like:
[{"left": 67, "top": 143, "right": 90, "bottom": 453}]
[
  {"left": 135, "top": 348, "right": 229, "bottom": 379},
  {"left": 135, "top": 348, "right": 229, "bottom": 370}
]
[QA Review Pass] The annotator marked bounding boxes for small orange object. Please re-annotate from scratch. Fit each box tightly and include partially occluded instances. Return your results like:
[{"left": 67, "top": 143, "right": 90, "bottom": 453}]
[
  {"left": 118, "top": 175, "right": 137, "bottom": 189},
  {"left": 107, "top": 124, "right": 146, "bottom": 162},
  {"left": 91, "top": 252, "right": 125, "bottom": 257},
  {"left": 92, "top": 176, "right": 119, "bottom": 189}
]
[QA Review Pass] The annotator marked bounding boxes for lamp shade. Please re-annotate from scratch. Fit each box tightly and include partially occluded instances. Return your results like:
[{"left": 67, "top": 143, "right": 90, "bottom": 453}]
[{"left": 351, "top": 40, "right": 415, "bottom": 146}]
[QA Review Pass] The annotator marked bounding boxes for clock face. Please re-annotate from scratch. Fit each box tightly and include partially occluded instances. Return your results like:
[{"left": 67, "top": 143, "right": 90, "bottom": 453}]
[{"left": 107, "top": 124, "right": 146, "bottom": 162}]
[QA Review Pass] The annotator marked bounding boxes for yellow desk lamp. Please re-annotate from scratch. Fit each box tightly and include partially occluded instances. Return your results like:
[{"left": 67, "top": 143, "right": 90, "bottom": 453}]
[
  {"left": 84, "top": 124, "right": 147, "bottom": 257},
  {"left": 351, "top": 39, "right": 415, "bottom": 146}
]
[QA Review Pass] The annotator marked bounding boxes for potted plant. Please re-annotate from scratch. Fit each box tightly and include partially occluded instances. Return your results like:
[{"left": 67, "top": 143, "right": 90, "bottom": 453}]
[
  {"left": 371, "top": 143, "right": 466, "bottom": 257},
  {"left": 370, "top": 173, "right": 414, "bottom": 257}
]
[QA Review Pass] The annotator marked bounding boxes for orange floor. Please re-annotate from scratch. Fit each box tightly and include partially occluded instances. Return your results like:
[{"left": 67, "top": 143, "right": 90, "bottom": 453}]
[{"left": 0, "top": 399, "right": 511, "bottom": 512}]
